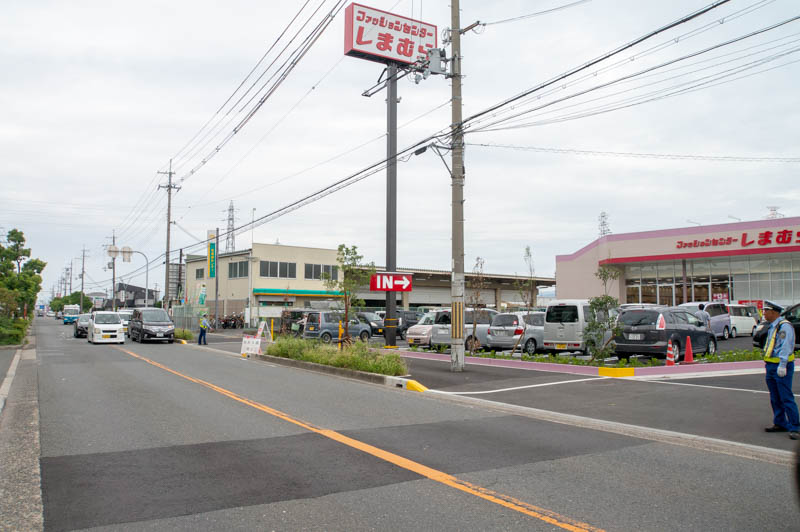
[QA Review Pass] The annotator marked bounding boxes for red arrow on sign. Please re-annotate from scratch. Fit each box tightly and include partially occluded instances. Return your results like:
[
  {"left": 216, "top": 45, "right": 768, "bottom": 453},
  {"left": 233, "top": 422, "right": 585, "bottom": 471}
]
[{"left": 369, "top": 273, "right": 413, "bottom": 292}]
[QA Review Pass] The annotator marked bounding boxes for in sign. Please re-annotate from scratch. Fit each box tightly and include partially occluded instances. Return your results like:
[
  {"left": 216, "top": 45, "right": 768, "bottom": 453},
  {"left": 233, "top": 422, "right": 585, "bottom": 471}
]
[{"left": 369, "top": 273, "right": 413, "bottom": 292}]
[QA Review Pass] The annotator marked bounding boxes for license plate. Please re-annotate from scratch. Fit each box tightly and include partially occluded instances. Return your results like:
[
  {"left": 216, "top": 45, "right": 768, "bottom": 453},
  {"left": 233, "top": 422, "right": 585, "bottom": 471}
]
[
  {"left": 308, "top": 326, "right": 315, "bottom": 331},
  {"left": 123, "top": 327, "right": 127, "bottom": 332},
  {"left": 555, "top": 343, "right": 567, "bottom": 349},
  {"left": 627, "top": 333, "right": 644, "bottom": 340},
  {"left": 102, "top": 334, "right": 110, "bottom": 339},
  {"left": 408, "top": 338, "right": 415, "bottom": 344},
  {"left": 378, "top": 329, "right": 383, "bottom": 333},
  {"left": 157, "top": 333, "right": 164, "bottom": 338}
]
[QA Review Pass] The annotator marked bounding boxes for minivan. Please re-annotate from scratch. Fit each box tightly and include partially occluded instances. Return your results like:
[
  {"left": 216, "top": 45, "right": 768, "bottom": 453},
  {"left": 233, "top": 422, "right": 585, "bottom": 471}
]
[
  {"left": 543, "top": 299, "right": 591, "bottom": 354},
  {"left": 302, "top": 311, "right": 371, "bottom": 343},
  {"left": 679, "top": 302, "right": 732, "bottom": 340},
  {"left": 429, "top": 308, "right": 498, "bottom": 351},
  {"left": 614, "top": 307, "right": 717, "bottom": 361},
  {"left": 726, "top": 304, "right": 759, "bottom": 337},
  {"left": 128, "top": 307, "right": 175, "bottom": 343}
]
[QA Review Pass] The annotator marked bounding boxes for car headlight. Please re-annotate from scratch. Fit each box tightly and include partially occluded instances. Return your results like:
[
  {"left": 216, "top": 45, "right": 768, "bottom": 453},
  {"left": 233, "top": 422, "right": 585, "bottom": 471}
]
[
  {"left": 370, "top": 321, "right": 377, "bottom": 327},
  {"left": 94, "top": 327, "right": 101, "bottom": 334}
]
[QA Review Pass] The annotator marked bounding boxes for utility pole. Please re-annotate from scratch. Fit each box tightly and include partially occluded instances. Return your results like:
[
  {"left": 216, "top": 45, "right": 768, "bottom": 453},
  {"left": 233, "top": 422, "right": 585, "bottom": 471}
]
[
  {"left": 80, "top": 247, "right": 87, "bottom": 310},
  {"left": 177, "top": 248, "right": 183, "bottom": 305},
  {"left": 112, "top": 230, "right": 117, "bottom": 311},
  {"left": 214, "top": 227, "right": 220, "bottom": 323},
  {"left": 450, "top": 0, "right": 466, "bottom": 372},
  {"left": 158, "top": 159, "right": 179, "bottom": 308},
  {"left": 384, "top": 62, "right": 398, "bottom": 349},
  {"left": 67, "top": 264, "right": 73, "bottom": 295}
]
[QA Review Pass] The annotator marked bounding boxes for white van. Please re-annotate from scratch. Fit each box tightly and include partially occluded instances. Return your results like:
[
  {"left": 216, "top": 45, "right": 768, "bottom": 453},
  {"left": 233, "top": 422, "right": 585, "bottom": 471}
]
[
  {"left": 727, "top": 304, "right": 759, "bottom": 337},
  {"left": 543, "top": 299, "right": 591, "bottom": 354}
]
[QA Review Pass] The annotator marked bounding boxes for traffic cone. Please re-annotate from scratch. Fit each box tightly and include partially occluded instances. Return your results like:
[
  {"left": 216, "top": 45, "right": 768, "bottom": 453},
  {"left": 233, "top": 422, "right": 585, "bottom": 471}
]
[
  {"left": 665, "top": 339, "right": 675, "bottom": 366},
  {"left": 683, "top": 336, "right": 694, "bottom": 364}
]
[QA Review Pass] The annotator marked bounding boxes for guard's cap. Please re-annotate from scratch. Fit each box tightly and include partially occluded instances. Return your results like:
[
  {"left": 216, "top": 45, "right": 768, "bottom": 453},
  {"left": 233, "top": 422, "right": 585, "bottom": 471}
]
[{"left": 763, "top": 300, "right": 783, "bottom": 313}]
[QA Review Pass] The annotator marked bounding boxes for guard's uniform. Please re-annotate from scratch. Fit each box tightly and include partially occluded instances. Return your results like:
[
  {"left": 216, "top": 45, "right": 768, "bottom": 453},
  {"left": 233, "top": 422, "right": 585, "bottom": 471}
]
[{"left": 763, "top": 307, "right": 798, "bottom": 433}]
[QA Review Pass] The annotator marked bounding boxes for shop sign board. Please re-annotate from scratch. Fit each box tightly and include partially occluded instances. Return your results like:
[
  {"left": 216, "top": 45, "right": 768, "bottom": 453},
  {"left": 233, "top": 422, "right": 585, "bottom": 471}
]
[
  {"left": 344, "top": 3, "right": 436, "bottom": 65},
  {"left": 676, "top": 228, "right": 800, "bottom": 250},
  {"left": 207, "top": 230, "right": 216, "bottom": 278},
  {"left": 370, "top": 272, "right": 412, "bottom": 292}
]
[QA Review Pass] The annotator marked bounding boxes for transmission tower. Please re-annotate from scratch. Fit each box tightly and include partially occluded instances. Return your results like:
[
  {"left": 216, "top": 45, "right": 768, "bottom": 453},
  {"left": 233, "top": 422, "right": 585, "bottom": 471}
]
[
  {"left": 766, "top": 206, "right": 784, "bottom": 219},
  {"left": 598, "top": 212, "right": 611, "bottom": 237},
  {"left": 225, "top": 201, "right": 236, "bottom": 252}
]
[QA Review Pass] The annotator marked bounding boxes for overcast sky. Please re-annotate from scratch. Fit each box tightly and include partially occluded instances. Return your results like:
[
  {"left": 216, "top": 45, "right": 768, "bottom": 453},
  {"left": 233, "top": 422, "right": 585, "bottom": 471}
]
[{"left": 2, "top": 0, "right": 799, "bottom": 302}]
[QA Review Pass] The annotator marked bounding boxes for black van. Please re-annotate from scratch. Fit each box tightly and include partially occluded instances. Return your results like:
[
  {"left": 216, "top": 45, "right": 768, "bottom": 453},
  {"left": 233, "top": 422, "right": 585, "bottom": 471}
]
[{"left": 129, "top": 307, "right": 175, "bottom": 343}]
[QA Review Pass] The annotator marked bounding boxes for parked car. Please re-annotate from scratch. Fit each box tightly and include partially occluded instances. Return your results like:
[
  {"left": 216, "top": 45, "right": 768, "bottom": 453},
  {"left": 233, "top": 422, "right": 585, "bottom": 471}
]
[
  {"left": 679, "top": 302, "right": 732, "bottom": 340},
  {"left": 302, "top": 311, "right": 371, "bottom": 343},
  {"left": 726, "top": 304, "right": 759, "bottom": 337},
  {"left": 397, "top": 309, "right": 421, "bottom": 340},
  {"left": 543, "top": 299, "right": 592, "bottom": 354},
  {"left": 72, "top": 313, "right": 91, "bottom": 338},
  {"left": 118, "top": 309, "right": 133, "bottom": 337},
  {"left": 430, "top": 308, "right": 498, "bottom": 351},
  {"left": 406, "top": 311, "right": 435, "bottom": 348},
  {"left": 356, "top": 311, "right": 384, "bottom": 337},
  {"left": 46, "top": 310, "right": 55, "bottom": 317},
  {"left": 753, "top": 302, "right": 800, "bottom": 350},
  {"left": 87, "top": 311, "right": 125, "bottom": 344},
  {"left": 487, "top": 311, "right": 544, "bottom": 354},
  {"left": 128, "top": 307, "right": 175, "bottom": 343},
  {"left": 614, "top": 307, "right": 717, "bottom": 361}
]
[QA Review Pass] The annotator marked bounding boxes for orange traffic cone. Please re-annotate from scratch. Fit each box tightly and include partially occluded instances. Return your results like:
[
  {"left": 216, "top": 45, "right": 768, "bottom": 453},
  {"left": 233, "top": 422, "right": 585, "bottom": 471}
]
[
  {"left": 666, "top": 339, "right": 675, "bottom": 366},
  {"left": 683, "top": 336, "right": 694, "bottom": 364}
]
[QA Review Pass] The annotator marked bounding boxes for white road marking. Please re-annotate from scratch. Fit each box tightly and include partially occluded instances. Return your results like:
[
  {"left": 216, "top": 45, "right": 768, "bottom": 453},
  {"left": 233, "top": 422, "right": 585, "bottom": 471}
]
[
  {"left": 0, "top": 350, "right": 22, "bottom": 415},
  {"left": 635, "top": 378, "right": 798, "bottom": 396},
  {"left": 431, "top": 376, "right": 608, "bottom": 395}
]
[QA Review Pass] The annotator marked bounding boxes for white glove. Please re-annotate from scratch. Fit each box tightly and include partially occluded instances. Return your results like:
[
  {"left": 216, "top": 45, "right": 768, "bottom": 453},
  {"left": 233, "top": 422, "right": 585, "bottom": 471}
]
[{"left": 777, "top": 364, "right": 787, "bottom": 378}]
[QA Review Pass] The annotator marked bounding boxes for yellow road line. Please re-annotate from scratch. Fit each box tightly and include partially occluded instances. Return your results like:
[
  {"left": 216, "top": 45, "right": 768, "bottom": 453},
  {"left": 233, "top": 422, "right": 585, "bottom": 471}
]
[{"left": 115, "top": 346, "right": 603, "bottom": 532}]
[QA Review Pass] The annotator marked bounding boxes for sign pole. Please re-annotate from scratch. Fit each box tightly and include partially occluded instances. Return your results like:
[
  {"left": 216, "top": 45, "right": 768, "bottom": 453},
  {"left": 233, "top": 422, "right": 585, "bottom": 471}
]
[{"left": 385, "top": 62, "right": 398, "bottom": 349}]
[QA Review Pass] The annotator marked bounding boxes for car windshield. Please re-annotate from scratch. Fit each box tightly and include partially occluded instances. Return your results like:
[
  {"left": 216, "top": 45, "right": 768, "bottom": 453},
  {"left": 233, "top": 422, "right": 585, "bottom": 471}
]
[
  {"left": 620, "top": 310, "right": 660, "bottom": 326},
  {"left": 682, "top": 304, "right": 700, "bottom": 313},
  {"left": 417, "top": 312, "right": 434, "bottom": 325},
  {"left": 492, "top": 315, "right": 519, "bottom": 327},
  {"left": 546, "top": 305, "right": 578, "bottom": 323},
  {"left": 360, "top": 312, "right": 381, "bottom": 321},
  {"left": 142, "top": 309, "right": 170, "bottom": 322},
  {"left": 94, "top": 314, "right": 121, "bottom": 324},
  {"left": 64, "top": 308, "right": 80, "bottom": 316},
  {"left": 118, "top": 311, "right": 133, "bottom": 319},
  {"left": 78, "top": 315, "right": 91, "bottom": 324}
]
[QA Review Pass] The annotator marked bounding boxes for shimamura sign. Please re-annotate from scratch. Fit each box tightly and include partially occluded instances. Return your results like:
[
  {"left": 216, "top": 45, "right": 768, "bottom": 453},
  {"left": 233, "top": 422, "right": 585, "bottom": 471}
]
[{"left": 344, "top": 3, "right": 437, "bottom": 65}]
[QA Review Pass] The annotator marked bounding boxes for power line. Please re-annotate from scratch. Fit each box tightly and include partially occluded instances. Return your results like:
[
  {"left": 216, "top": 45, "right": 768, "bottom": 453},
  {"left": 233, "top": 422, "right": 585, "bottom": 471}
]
[{"left": 480, "top": 0, "right": 592, "bottom": 26}]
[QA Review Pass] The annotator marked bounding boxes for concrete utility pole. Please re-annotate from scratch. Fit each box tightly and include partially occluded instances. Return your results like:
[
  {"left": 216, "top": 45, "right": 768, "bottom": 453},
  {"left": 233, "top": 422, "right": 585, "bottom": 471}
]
[
  {"left": 384, "top": 62, "right": 398, "bottom": 348},
  {"left": 177, "top": 248, "right": 183, "bottom": 305},
  {"left": 112, "top": 230, "right": 117, "bottom": 311},
  {"left": 450, "top": 0, "right": 466, "bottom": 372},
  {"left": 158, "top": 159, "right": 179, "bottom": 308},
  {"left": 214, "top": 227, "right": 220, "bottom": 323},
  {"left": 80, "top": 247, "right": 86, "bottom": 310}
]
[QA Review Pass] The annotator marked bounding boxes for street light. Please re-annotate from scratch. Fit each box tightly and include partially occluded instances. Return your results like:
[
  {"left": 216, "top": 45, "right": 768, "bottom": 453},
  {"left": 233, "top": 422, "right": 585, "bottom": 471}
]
[{"left": 120, "top": 247, "right": 150, "bottom": 306}]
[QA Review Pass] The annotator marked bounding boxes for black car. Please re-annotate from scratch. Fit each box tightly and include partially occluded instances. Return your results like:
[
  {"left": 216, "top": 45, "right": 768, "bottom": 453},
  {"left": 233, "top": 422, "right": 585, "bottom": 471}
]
[
  {"left": 752, "top": 302, "right": 800, "bottom": 350},
  {"left": 356, "top": 312, "right": 384, "bottom": 337},
  {"left": 397, "top": 309, "right": 421, "bottom": 340},
  {"left": 72, "top": 313, "right": 91, "bottom": 338},
  {"left": 128, "top": 307, "right": 175, "bottom": 343},
  {"left": 614, "top": 307, "right": 717, "bottom": 362}
]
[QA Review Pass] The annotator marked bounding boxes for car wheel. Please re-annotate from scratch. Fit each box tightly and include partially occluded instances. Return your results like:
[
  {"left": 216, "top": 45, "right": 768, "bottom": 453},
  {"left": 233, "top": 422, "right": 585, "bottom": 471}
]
[
  {"left": 706, "top": 337, "right": 717, "bottom": 355},
  {"left": 722, "top": 326, "right": 730, "bottom": 340},
  {"left": 465, "top": 336, "right": 476, "bottom": 351},
  {"left": 752, "top": 326, "right": 757, "bottom": 336},
  {"left": 731, "top": 327, "right": 737, "bottom": 338},
  {"left": 524, "top": 338, "right": 537, "bottom": 354},
  {"left": 73, "top": 329, "right": 78, "bottom": 338},
  {"left": 359, "top": 330, "right": 370, "bottom": 342},
  {"left": 320, "top": 332, "right": 332, "bottom": 343},
  {"left": 399, "top": 329, "right": 406, "bottom": 340},
  {"left": 168, "top": 340, "right": 174, "bottom": 344},
  {"left": 672, "top": 342, "right": 681, "bottom": 363}
]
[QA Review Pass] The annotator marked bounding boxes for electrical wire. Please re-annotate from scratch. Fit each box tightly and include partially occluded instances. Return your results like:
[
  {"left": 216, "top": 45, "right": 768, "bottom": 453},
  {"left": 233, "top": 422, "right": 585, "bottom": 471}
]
[{"left": 480, "top": 0, "right": 592, "bottom": 26}]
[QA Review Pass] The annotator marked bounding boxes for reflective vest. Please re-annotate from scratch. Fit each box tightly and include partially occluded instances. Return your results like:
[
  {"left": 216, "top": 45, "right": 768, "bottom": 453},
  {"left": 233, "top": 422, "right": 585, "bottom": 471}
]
[{"left": 764, "top": 319, "right": 795, "bottom": 363}]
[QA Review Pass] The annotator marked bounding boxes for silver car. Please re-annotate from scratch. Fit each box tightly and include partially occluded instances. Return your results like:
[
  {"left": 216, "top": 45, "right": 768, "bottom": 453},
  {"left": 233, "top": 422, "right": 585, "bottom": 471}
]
[
  {"left": 487, "top": 312, "right": 544, "bottom": 354},
  {"left": 430, "top": 308, "right": 498, "bottom": 351}
]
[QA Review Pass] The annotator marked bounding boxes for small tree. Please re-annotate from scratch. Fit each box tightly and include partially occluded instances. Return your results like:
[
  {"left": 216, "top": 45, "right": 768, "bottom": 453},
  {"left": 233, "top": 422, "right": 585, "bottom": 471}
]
[
  {"left": 465, "top": 256, "right": 489, "bottom": 353},
  {"left": 514, "top": 245, "right": 537, "bottom": 310},
  {"left": 584, "top": 266, "right": 623, "bottom": 363},
  {"left": 322, "top": 244, "right": 375, "bottom": 343}
]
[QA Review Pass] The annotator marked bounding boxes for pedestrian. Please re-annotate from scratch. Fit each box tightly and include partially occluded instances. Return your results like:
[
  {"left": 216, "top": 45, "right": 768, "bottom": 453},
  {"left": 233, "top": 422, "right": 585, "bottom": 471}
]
[
  {"left": 694, "top": 303, "right": 712, "bottom": 329},
  {"left": 198, "top": 313, "right": 209, "bottom": 345},
  {"left": 761, "top": 300, "right": 799, "bottom": 440}
]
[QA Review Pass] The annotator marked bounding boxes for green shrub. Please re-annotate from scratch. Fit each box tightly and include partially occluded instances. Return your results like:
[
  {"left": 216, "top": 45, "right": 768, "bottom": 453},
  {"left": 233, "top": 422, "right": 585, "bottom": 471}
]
[
  {"left": 174, "top": 328, "right": 194, "bottom": 341},
  {"left": 0, "top": 317, "right": 30, "bottom": 345},
  {"left": 264, "top": 337, "right": 407, "bottom": 376}
]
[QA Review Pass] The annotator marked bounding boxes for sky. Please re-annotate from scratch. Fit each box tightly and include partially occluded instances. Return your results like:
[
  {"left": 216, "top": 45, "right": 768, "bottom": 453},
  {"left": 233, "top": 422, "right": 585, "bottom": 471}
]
[{"left": 2, "top": 0, "right": 799, "bottom": 303}]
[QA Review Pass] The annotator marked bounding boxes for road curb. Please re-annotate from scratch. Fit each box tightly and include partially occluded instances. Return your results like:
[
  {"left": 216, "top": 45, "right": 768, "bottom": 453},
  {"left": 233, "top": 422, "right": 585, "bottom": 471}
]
[{"left": 390, "top": 349, "right": 765, "bottom": 378}]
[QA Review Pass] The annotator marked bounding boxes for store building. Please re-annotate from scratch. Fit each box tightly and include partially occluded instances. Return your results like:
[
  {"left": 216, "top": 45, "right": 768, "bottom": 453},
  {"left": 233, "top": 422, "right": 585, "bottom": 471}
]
[
  {"left": 184, "top": 242, "right": 555, "bottom": 319},
  {"left": 556, "top": 217, "right": 800, "bottom": 307}
]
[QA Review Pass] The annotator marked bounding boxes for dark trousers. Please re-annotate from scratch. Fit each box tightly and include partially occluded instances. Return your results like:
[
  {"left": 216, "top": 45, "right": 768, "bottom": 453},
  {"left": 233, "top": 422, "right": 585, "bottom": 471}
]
[
  {"left": 198, "top": 328, "right": 207, "bottom": 345},
  {"left": 765, "top": 361, "right": 799, "bottom": 431}
]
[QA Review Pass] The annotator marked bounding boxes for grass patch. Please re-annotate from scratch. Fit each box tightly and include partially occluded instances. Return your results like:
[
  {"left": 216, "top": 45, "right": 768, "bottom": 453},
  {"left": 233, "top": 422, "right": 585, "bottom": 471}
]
[
  {"left": 174, "top": 328, "right": 194, "bottom": 341},
  {"left": 266, "top": 337, "right": 407, "bottom": 376}
]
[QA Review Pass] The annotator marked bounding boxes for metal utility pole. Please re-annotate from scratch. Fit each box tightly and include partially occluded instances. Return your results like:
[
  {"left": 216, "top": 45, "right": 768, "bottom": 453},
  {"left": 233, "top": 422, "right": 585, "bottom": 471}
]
[
  {"left": 214, "top": 227, "right": 220, "bottom": 323},
  {"left": 177, "top": 248, "right": 183, "bottom": 305},
  {"left": 112, "top": 230, "right": 117, "bottom": 311},
  {"left": 450, "top": 0, "right": 466, "bottom": 372},
  {"left": 384, "top": 62, "right": 398, "bottom": 349},
  {"left": 225, "top": 201, "right": 236, "bottom": 253},
  {"left": 158, "top": 159, "right": 179, "bottom": 308},
  {"left": 67, "top": 264, "right": 73, "bottom": 295},
  {"left": 80, "top": 247, "right": 86, "bottom": 310}
]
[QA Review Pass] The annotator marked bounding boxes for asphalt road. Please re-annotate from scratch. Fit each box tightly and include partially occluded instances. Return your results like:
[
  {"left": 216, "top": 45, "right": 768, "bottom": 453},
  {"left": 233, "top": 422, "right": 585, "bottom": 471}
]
[{"left": 8, "top": 318, "right": 799, "bottom": 531}]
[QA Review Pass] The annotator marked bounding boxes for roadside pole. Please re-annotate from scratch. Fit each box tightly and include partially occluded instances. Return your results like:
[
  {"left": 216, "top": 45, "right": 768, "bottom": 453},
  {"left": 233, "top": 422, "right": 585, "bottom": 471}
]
[
  {"left": 80, "top": 247, "right": 86, "bottom": 310},
  {"left": 385, "top": 62, "right": 398, "bottom": 348},
  {"left": 214, "top": 227, "right": 219, "bottom": 326},
  {"left": 450, "top": 0, "right": 466, "bottom": 372}
]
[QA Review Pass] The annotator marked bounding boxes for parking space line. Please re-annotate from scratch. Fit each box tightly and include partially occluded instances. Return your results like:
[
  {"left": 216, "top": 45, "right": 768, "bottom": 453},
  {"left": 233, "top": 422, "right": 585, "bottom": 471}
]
[
  {"left": 431, "top": 377, "right": 608, "bottom": 395},
  {"left": 636, "top": 379, "right": 798, "bottom": 396}
]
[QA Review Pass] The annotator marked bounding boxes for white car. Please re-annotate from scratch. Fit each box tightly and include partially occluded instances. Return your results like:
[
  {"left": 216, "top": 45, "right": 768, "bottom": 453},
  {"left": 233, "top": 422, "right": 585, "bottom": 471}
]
[
  {"left": 406, "top": 312, "right": 435, "bottom": 348},
  {"left": 88, "top": 311, "right": 125, "bottom": 344},
  {"left": 118, "top": 309, "right": 133, "bottom": 337},
  {"left": 727, "top": 304, "right": 759, "bottom": 337}
]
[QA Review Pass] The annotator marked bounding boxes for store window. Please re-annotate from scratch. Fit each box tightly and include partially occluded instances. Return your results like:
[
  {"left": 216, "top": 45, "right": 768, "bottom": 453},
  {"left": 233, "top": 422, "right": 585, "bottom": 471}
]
[
  {"left": 260, "top": 261, "right": 296, "bottom": 279},
  {"left": 195, "top": 268, "right": 204, "bottom": 279},
  {"left": 730, "top": 259, "right": 749, "bottom": 302},
  {"left": 640, "top": 264, "right": 657, "bottom": 304},
  {"left": 228, "top": 261, "right": 248, "bottom": 279},
  {"left": 304, "top": 264, "right": 338, "bottom": 281}
]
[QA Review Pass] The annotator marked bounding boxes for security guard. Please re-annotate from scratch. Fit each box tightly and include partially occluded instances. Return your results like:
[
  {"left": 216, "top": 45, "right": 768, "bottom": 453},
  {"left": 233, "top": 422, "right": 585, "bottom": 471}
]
[{"left": 762, "top": 301, "right": 799, "bottom": 440}]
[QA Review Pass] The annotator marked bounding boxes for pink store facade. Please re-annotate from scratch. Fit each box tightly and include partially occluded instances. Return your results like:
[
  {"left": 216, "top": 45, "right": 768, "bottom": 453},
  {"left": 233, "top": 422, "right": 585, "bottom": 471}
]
[{"left": 555, "top": 217, "right": 800, "bottom": 307}]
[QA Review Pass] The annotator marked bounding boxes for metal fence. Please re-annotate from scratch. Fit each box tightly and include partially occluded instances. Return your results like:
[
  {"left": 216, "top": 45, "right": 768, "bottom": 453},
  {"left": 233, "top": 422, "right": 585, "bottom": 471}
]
[{"left": 171, "top": 304, "right": 205, "bottom": 331}]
